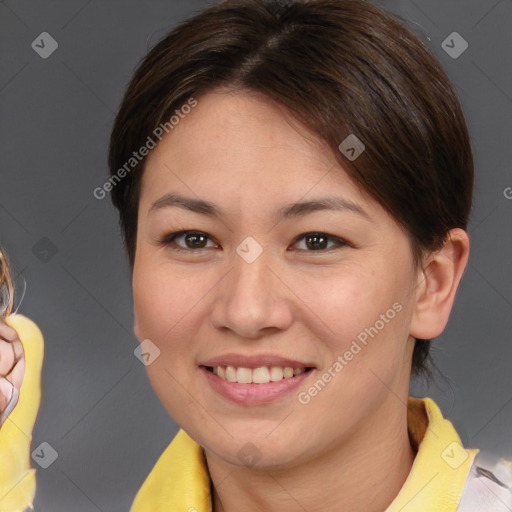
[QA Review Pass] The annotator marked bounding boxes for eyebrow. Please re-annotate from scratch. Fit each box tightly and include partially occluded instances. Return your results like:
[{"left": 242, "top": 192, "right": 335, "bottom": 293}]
[{"left": 149, "top": 193, "right": 371, "bottom": 222}]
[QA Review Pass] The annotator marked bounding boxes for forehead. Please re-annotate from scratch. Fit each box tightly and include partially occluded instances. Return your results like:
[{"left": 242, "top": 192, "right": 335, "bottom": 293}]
[
  {"left": 138, "top": 89, "right": 392, "bottom": 229},
  {"left": 146, "top": 89, "right": 335, "bottom": 173}
]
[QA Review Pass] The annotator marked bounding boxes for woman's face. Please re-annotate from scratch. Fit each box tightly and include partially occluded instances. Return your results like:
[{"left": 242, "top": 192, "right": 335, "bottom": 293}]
[{"left": 132, "top": 89, "right": 421, "bottom": 469}]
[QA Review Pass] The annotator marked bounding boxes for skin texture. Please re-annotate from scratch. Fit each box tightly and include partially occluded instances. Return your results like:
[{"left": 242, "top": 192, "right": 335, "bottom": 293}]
[{"left": 132, "top": 88, "right": 470, "bottom": 512}]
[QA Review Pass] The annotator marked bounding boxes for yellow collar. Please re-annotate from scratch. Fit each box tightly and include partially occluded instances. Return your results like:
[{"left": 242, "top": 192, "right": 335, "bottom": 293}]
[{"left": 131, "top": 397, "right": 479, "bottom": 512}]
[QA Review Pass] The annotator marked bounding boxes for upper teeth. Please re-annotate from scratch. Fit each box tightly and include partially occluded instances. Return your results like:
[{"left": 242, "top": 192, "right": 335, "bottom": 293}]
[{"left": 212, "top": 365, "right": 306, "bottom": 384}]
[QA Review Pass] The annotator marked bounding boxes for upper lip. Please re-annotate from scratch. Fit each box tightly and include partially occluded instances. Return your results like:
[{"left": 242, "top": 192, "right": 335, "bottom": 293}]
[{"left": 199, "top": 353, "right": 316, "bottom": 369}]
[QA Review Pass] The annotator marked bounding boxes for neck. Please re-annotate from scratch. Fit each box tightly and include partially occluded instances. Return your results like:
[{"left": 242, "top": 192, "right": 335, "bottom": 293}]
[{"left": 206, "top": 396, "right": 417, "bottom": 512}]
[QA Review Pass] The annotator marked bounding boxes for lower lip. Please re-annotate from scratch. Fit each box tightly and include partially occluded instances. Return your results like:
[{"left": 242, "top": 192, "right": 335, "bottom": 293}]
[{"left": 200, "top": 366, "right": 314, "bottom": 406}]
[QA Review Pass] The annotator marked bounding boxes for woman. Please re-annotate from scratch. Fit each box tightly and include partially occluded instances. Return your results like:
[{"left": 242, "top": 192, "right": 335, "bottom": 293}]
[
  {"left": 107, "top": 0, "right": 512, "bottom": 510},
  {"left": 2, "top": 0, "right": 511, "bottom": 510}
]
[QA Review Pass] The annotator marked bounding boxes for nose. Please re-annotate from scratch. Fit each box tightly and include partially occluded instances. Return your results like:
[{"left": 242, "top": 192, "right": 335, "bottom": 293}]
[{"left": 210, "top": 245, "right": 293, "bottom": 339}]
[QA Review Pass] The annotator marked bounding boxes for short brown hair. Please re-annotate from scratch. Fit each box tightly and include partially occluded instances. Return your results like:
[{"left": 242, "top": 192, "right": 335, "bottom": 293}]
[{"left": 108, "top": 0, "right": 474, "bottom": 380}]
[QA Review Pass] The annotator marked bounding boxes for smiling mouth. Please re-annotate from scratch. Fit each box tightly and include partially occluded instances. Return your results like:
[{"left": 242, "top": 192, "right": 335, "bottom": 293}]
[{"left": 203, "top": 365, "right": 315, "bottom": 384}]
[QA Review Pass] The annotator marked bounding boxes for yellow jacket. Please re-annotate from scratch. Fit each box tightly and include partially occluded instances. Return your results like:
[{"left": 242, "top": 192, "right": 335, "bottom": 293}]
[
  {"left": 130, "top": 398, "right": 512, "bottom": 512},
  {"left": 2, "top": 315, "right": 511, "bottom": 511},
  {"left": 129, "top": 398, "right": 483, "bottom": 512}
]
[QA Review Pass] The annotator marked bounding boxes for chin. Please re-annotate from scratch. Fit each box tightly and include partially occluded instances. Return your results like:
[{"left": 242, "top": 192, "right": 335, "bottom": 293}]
[{"left": 198, "top": 429, "right": 311, "bottom": 471}]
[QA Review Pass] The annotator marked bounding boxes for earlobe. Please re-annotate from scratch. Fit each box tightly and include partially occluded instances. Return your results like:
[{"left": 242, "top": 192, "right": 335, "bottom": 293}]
[{"left": 410, "top": 228, "right": 470, "bottom": 340}]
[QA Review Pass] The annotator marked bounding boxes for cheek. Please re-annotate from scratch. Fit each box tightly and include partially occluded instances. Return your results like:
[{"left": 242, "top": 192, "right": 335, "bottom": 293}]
[
  {"left": 302, "top": 268, "right": 387, "bottom": 342},
  {"left": 132, "top": 258, "right": 206, "bottom": 419},
  {"left": 132, "top": 255, "right": 215, "bottom": 382},
  {"left": 307, "top": 262, "right": 412, "bottom": 374},
  {"left": 299, "top": 270, "right": 412, "bottom": 425},
  {"left": 133, "top": 257, "right": 199, "bottom": 342}
]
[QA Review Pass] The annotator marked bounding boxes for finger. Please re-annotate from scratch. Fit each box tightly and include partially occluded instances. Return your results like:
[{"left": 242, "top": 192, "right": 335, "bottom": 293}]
[
  {"left": 0, "top": 377, "right": 12, "bottom": 410},
  {"left": 6, "top": 356, "right": 24, "bottom": 390},
  {"left": 0, "top": 340, "right": 16, "bottom": 376},
  {"left": 10, "top": 338, "right": 24, "bottom": 362},
  {"left": 0, "top": 322, "right": 25, "bottom": 363},
  {"left": 0, "top": 378, "right": 19, "bottom": 427},
  {"left": 0, "top": 321, "right": 18, "bottom": 342}
]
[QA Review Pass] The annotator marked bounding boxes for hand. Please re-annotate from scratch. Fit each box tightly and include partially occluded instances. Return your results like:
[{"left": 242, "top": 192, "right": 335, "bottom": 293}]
[{"left": 0, "top": 319, "right": 25, "bottom": 427}]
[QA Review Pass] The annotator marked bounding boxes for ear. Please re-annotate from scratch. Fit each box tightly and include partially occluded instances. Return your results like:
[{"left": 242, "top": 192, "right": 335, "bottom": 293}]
[{"left": 410, "top": 228, "right": 470, "bottom": 340}]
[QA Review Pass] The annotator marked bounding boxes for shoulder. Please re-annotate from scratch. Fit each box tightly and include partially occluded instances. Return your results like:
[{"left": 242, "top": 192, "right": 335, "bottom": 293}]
[{"left": 457, "top": 450, "right": 512, "bottom": 511}]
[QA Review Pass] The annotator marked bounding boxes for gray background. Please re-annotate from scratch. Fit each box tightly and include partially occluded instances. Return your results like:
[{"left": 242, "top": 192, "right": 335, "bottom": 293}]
[{"left": 0, "top": 0, "right": 511, "bottom": 510}]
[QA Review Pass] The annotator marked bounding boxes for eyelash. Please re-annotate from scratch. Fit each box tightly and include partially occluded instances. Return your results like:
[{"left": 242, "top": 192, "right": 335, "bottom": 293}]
[{"left": 158, "top": 230, "right": 350, "bottom": 253}]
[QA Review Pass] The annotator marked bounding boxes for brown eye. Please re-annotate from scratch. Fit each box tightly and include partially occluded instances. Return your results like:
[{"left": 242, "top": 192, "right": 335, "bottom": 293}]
[
  {"left": 293, "top": 232, "right": 348, "bottom": 252},
  {"left": 160, "top": 231, "right": 217, "bottom": 251}
]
